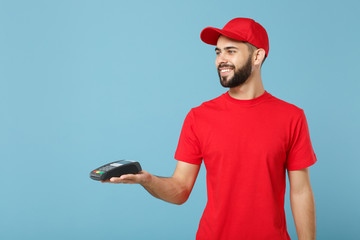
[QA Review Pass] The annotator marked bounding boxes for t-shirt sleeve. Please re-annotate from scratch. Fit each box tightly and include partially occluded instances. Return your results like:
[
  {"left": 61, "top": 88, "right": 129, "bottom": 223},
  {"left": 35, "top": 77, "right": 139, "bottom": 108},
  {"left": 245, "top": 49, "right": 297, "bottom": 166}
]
[
  {"left": 286, "top": 109, "right": 317, "bottom": 171},
  {"left": 174, "top": 109, "right": 202, "bottom": 165}
]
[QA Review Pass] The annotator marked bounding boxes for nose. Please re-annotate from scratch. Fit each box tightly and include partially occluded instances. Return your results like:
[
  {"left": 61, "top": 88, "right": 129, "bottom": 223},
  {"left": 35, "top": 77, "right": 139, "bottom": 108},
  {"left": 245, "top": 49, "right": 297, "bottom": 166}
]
[{"left": 216, "top": 53, "right": 228, "bottom": 67}]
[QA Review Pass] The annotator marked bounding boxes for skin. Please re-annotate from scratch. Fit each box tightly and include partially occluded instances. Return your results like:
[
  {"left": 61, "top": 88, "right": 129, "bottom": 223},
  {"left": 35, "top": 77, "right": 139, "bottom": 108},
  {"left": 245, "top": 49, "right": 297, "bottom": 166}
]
[
  {"left": 104, "top": 35, "right": 316, "bottom": 239},
  {"left": 215, "top": 35, "right": 266, "bottom": 100},
  {"left": 289, "top": 168, "right": 317, "bottom": 240}
]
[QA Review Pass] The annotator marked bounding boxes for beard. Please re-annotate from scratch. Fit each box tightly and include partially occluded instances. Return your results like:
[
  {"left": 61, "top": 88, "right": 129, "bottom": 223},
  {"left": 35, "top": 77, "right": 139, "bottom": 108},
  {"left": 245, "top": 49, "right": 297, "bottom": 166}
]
[{"left": 218, "top": 55, "right": 252, "bottom": 88}]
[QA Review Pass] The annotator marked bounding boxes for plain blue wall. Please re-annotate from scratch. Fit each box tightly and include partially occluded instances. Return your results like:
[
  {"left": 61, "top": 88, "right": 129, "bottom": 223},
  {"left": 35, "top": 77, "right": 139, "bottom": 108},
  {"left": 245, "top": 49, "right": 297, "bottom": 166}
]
[{"left": 1, "top": 0, "right": 359, "bottom": 239}]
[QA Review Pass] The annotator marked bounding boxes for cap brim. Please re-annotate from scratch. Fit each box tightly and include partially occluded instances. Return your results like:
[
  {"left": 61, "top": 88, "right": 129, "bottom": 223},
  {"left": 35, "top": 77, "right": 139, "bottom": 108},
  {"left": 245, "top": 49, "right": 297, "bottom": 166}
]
[{"left": 200, "top": 27, "right": 247, "bottom": 45}]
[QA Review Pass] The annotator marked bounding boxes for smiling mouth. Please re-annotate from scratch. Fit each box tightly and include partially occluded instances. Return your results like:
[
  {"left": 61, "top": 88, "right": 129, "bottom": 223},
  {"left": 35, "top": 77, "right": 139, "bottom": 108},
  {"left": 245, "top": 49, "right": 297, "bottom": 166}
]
[
  {"left": 218, "top": 67, "right": 234, "bottom": 76},
  {"left": 220, "top": 68, "right": 233, "bottom": 73},
  {"left": 218, "top": 63, "right": 235, "bottom": 74}
]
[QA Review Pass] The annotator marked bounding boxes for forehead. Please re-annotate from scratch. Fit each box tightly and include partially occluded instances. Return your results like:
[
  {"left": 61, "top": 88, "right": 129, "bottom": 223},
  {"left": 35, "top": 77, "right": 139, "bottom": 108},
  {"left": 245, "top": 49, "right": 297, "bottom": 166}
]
[{"left": 216, "top": 35, "right": 247, "bottom": 49}]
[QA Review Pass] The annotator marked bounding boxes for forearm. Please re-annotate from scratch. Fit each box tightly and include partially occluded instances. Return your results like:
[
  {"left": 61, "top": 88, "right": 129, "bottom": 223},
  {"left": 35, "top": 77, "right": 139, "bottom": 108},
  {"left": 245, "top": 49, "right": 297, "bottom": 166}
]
[
  {"left": 105, "top": 162, "right": 200, "bottom": 205},
  {"left": 141, "top": 174, "right": 190, "bottom": 205},
  {"left": 290, "top": 188, "right": 316, "bottom": 240}
]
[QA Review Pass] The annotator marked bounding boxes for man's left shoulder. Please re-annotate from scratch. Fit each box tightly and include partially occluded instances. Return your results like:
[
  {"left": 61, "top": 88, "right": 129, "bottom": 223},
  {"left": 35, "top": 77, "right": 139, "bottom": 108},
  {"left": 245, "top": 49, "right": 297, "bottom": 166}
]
[{"left": 267, "top": 93, "right": 305, "bottom": 116}]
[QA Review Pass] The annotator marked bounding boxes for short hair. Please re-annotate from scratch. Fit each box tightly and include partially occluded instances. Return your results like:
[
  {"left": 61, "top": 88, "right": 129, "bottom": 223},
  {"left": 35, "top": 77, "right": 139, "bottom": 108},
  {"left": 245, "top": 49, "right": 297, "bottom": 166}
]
[{"left": 242, "top": 41, "right": 266, "bottom": 66}]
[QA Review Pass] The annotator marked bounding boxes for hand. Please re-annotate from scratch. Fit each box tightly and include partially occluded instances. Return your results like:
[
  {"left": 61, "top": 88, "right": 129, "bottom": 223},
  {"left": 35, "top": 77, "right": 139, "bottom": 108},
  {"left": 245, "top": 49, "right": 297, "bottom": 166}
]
[{"left": 101, "top": 170, "right": 152, "bottom": 185}]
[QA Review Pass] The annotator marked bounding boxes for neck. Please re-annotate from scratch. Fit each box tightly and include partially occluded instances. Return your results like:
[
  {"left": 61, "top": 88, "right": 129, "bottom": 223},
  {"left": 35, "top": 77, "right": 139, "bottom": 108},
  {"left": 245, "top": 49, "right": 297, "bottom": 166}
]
[{"left": 228, "top": 69, "right": 265, "bottom": 100}]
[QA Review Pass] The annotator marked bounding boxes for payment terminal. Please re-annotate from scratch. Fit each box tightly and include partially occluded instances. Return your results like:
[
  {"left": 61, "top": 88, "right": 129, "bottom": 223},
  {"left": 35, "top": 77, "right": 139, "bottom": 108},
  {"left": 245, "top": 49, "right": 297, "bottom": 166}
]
[{"left": 90, "top": 160, "right": 142, "bottom": 181}]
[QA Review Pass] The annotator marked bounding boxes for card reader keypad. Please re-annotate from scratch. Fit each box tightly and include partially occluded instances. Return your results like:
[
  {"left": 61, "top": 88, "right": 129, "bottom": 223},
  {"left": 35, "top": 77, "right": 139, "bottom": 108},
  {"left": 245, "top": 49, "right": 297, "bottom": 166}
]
[
  {"left": 99, "top": 166, "right": 115, "bottom": 171},
  {"left": 92, "top": 165, "right": 116, "bottom": 175}
]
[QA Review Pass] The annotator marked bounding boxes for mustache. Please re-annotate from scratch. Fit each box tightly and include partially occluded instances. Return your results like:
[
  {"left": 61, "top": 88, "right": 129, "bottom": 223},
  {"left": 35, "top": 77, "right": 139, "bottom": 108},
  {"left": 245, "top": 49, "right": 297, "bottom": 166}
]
[{"left": 218, "top": 63, "right": 235, "bottom": 70}]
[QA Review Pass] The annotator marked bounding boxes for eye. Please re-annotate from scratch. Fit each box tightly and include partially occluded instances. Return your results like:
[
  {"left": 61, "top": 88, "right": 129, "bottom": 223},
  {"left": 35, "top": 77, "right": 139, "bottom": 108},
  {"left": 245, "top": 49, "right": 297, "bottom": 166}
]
[
  {"left": 215, "top": 51, "right": 220, "bottom": 55},
  {"left": 228, "top": 50, "right": 236, "bottom": 54}
]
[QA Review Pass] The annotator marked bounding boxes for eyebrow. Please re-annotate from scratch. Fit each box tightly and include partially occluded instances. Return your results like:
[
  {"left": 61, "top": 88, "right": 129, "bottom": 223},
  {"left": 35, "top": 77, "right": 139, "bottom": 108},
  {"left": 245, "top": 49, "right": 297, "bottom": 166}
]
[{"left": 215, "top": 46, "right": 239, "bottom": 52}]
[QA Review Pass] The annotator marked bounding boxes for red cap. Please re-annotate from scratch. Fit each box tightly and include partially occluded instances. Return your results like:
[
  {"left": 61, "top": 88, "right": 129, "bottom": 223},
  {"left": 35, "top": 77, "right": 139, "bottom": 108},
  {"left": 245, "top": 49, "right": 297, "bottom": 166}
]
[{"left": 200, "top": 18, "right": 269, "bottom": 57}]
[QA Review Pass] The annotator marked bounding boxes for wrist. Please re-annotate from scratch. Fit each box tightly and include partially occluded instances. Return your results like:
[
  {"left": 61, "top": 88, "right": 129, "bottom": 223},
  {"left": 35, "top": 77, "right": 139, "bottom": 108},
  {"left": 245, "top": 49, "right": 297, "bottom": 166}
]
[{"left": 140, "top": 171, "right": 154, "bottom": 187}]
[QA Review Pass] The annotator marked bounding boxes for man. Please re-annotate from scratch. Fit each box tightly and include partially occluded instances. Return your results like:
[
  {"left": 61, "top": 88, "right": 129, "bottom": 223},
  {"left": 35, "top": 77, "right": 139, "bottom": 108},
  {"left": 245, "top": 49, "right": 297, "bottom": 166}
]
[{"left": 104, "top": 18, "right": 317, "bottom": 240}]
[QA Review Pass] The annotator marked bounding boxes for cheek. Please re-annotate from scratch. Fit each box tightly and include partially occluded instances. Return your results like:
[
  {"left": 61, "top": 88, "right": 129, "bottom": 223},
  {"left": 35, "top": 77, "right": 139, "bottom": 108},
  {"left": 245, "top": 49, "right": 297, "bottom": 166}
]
[{"left": 234, "top": 58, "right": 246, "bottom": 69}]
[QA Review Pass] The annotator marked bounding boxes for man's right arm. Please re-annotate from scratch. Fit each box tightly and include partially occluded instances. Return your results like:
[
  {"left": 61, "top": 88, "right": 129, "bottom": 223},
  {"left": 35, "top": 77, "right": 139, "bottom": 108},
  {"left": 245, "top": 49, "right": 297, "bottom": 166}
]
[{"left": 103, "top": 161, "right": 201, "bottom": 205}]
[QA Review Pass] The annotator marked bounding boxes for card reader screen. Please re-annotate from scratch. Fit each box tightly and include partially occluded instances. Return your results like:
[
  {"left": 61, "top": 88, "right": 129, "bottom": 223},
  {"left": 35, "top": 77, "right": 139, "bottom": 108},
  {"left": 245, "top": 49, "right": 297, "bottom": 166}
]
[
  {"left": 113, "top": 160, "right": 134, "bottom": 165},
  {"left": 110, "top": 163, "right": 122, "bottom": 167}
]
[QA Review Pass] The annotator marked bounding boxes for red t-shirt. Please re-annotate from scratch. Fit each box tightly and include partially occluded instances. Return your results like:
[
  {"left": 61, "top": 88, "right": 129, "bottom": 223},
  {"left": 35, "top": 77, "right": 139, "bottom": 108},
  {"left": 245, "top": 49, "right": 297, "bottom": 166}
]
[{"left": 175, "top": 91, "right": 317, "bottom": 240}]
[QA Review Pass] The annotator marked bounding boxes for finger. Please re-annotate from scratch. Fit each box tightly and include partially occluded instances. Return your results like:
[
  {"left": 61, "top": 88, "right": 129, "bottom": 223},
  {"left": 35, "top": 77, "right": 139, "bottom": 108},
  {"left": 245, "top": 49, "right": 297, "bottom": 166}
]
[
  {"left": 101, "top": 179, "right": 113, "bottom": 183},
  {"left": 108, "top": 177, "right": 137, "bottom": 184},
  {"left": 120, "top": 174, "right": 138, "bottom": 181},
  {"left": 109, "top": 177, "right": 124, "bottom": 183},
  {"left": 104, "top": 172, "right": 145, "bottom": 184}
]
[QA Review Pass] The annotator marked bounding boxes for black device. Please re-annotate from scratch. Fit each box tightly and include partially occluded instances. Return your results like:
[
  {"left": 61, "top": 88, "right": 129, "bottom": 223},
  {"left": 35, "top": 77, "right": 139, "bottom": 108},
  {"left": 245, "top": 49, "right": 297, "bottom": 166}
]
[{"left": 90, "top": 160, "right": 142, "bottom": 181}]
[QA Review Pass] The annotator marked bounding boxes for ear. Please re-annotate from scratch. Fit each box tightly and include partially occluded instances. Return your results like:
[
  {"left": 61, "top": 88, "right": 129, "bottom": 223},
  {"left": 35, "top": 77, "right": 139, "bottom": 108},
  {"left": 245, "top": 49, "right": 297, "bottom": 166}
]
[{"left": 253, "top": 48, "right": 266, "bottom": 67}]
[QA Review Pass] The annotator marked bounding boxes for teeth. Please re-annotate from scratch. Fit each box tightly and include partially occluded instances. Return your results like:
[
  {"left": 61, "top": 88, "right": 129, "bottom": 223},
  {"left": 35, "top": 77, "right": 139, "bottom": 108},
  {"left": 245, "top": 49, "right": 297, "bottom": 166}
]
[{"left": 221, "top": 69, "right": 232, "bottom": 72}]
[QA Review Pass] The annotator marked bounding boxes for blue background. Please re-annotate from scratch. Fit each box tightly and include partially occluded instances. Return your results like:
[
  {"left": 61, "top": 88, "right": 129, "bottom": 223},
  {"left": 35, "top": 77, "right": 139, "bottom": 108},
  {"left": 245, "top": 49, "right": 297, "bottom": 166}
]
[{"left": 1, "top": 0, "right": 359, "bottom": 239}]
